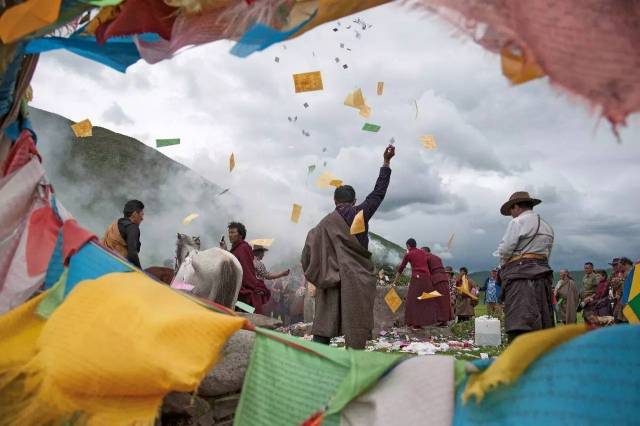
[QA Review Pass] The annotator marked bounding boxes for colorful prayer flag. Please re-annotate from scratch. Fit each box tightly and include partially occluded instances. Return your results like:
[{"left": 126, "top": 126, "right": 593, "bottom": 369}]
[
  {"left": 418, "top": 290, "right": 442, "bottom": 300},
  {"left": 384, "top": 287, "right": 402, "bottom": 313},
  {"left": 181, "top": 213, "right": 199, "bottom": 225},
  {"left": 0, "top": 0, "right": 62, "bottom": 44},
  {"left": 623, "top": 263, "right": 640, "bottom": 323},
  {"left": 71, "top": 119, "right": 92, "bottom": 138},
  {"left": 362, "top": 123, "right": 381, "bottom": 132},
  {"left": 293, "top": 71, "right": 323, "bottom": 93},
  {"left": 377, "top": 81, "right": 384, "bottom": 95},
  {"left": 350, "top": 210, "right": 366, "bottom": 235},
  {"left": 420, "top": 135, "right": 437, "bottom": 150},
  {"left": 291, "top": 204, "right": 302, "bottom": 223},
  {"left": 229, "top": 153, "right": 235, "bottom": 172},
  {"left": 156, "top": 138, "right": 180, "bottom": 148}
]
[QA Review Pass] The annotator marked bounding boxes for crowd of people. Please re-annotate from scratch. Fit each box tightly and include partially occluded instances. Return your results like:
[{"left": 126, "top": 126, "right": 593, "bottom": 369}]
[{"left": 101, "top": 144, "right": 635, "bottom": 351}]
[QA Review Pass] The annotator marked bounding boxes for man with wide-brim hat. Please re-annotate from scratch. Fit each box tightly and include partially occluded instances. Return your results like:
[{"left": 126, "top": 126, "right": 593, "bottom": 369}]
[
  {"left": 494, "top": 191, "right": 555, "bottom": 343},
  {"left": 252, "top": 245, "right": 290, "bottom": 282}
]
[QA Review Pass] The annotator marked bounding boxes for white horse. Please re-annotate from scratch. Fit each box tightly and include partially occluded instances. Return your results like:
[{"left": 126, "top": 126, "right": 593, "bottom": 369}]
[{"left": 173, "top": 233, "right": 243, "bottom": 309}]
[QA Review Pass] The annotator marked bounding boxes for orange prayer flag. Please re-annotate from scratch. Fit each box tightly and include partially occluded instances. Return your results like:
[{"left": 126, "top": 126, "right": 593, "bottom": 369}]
[
  {"left": 71, "top": 119, "right": 92, "bottom": 138},
  {"left": 291, "top": 204, "right": 302, "bottom": 223},
  {"left": 293, "top": 71, "right": 324, "bottom": 93},
  {"left": 0, "top": 0, "right": 62, "bottom": 44},
  {"left": 350, "top": 210, "right": 365, "bottom": 235}
]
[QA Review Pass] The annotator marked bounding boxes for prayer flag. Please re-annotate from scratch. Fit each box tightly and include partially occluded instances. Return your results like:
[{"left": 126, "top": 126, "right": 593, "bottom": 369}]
[
  {"left": 447, "top": 233, "right": 455, "bottom": 250},
  {"left": 293, "top": 71, "right": 323, "bottom": 93},
  {"left": 0, "top": 0, "right": 62, "bottom": 44},
  {"left": 291, "top": 204, "right": 302, "bottom": 223},
  {"left": 384, "top": 287, "right": 402, "bottom": 313},
  {"left": 362, "top": 123, "right": 381, "bottom": 132},
  {"left": 250, "top": 239, "right": 274, "bottom": 247},
  {"left": 420, "top": 135, "right": 437, "bottom": 150},
  {"left": 229, "top": 153, "right": 235, "bottom": 172},
  {"left": 622, "top": 263, "right": 640, "bottom": 323},
  {"left": 377, "top": 81, "right": 384, "bottom": 95},
  {"left": 418, "top": 290, "right": 442, "bottom": 300},
  {"left": 329, "top": 179, "right": 343, "bottom": 188},
  {"left": 181, "top": 213, "right": 199, "bottom": 225},
  {"left": 156, "top": 138, "right": 180, "bottom": 148},
  {"left": 350, "top": 210, "right": 365, "bottom": 235},
  {"left": 71, "top": 119, "right": 92, "bottom": 138}
]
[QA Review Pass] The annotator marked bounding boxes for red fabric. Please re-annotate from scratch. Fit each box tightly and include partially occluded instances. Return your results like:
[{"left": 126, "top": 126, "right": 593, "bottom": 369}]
[
  {"left": 2, "top": 129, "right": 41, "bottom": 177},
  {"left": 594, "top": 278, "right": 609, "bottom": 299},
  {"left": 419, "top": 0, "right": 640, "bottom": 130},
  {"left": 405, "top": 274, "right": 438, "bottom": 327},
  {"left": 397, "top": 247, "right": 429, "bottom": 278},
  {"left": 26, "top": 206, "right": 62, "bottom": 277},
  {"left": 61, "top": 219, "right": 97, "bottom": 265},
  {"left": 301, "top": 411, "right": 324, "bottom": 426},
  {"left": 425, "top": 252, "right": 453, "bottom": 322},
  {"left": 231, "top": 240, "right": 271, "bottom": 314},
  {"left": 95, "top": 0, "right": 177, "bottom": 44}
]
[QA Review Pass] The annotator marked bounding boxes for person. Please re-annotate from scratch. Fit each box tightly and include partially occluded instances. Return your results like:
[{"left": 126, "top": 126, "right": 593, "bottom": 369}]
[
  {"left": 392, "top": 239, "right": 437, "bottom": 329},
  {"left": 495, "top": 191, "right": 555, "bottom": 342},
  {"left": 221, "top": 222, "right": 271, "bottom": 314},
  {"left": 610, "top": 257, "right": 633, "bottom": 323},
  {"left": 253, "top": 245, "right": 290, "bottom": 281},
  {"left": 301, "top": 145, "right": 395, "bottom": 349},
  {"left": 482, "top": 269, "right": 502, "bottom": 318},
  {"left": 102, "top": 199, "right": 144, "bottom": 268},
  {"left": 421, "top": 247, "right": 453, "bottom": 325},
  {"left": 583, "top": 269, "right": 613, "bottom": 325},
  {"left": 455, "top": 267, "right": 477, "bottom": 322},
  {"left": 554, "top": 270, "right": 579, "bottom": 324},
  {"left": 446, "top": 266, "right": 457, "bottom": 317},
  {"left": 581, "top": 262, "right": 599, "bottom": 301}
]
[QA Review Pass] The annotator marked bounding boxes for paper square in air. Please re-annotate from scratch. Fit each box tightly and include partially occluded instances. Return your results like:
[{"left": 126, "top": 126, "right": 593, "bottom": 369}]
[
  {"left": 156, "top": 138, "right": 180, "bottom": 148},
  {"left": 291, "top": 204, "right": 302, "bottom": 223},
  {"left": 229, "top": 153, "right": 236, "bottom": 172},
  {"left": 329, "top": 179, "right": 343, "bottom": 188},
  {"left": 293, "top": 71, "right": 323, "bottom": 93},
  {"left": 377, "top": 81, "right": 384, "bottom": 95},
  {"left": 316, "top": 171, "right": 337, "bottom": 189},
  {"left": 182, "top": 213, "right": 199, "bottom": 225},
  {"left": 71, "top": 119, "right": 92, "bottom": 138},
  {"left": 384, "top": 288, "right": 402, "bottom": 313},
  {"left": 420, "top": 135, "right": 437, "bottom": 150},
  {"left": 362, "top": 123, "right": 381, "bottom": 132},
  {"left": 418, "top": 290, "right": 442, "bottom": 300},
  {"left": 350, "top": 210, "right": 366, "bottom": 235}
]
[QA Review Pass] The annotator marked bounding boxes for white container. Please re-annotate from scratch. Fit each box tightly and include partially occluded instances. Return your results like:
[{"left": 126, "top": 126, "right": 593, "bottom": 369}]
[{"left": 474, "top": 316, "right": 502, "bottom": 347}]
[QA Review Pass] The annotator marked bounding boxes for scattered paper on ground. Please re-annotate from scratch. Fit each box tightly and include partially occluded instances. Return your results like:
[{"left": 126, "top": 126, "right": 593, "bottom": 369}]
[
  {"left": 420, "top": 135, "right": 437, "bottom": 150},
  {"left": 350, "top": 210, "right": 366, "bottom": 235},
  {"left": 71, "top": 119, "right": 92, "bottom": 137},
  {"left": 293, "top": 71, "right": 323, "bottom": 93},
  {"left": 418, "top": 290, "right": 442, "bottom": 300},
  {"left": 384, "top": 287, "right": 402, "bottom": 313},
  {"left": 329, "top": 179, "right": 343, "bottom": 187},
  {"left": 291, "top": 203, "right": 302, "bottom": 223},
  {"left": 377, "top": 81, "right": 384, "bottom": 95},
  {"left": 316, "top": 171, "right": 338, "bottom": 189},
  {"left": 181, "top": 213, "right": 199, "bottom": 225},
  {"left": 362, "top": 123, "right": 381, "bottom": 132},
  {"left": 229, "top": 153, "right": 235, "bottom": 172},
  {"left": 156, "top": 138, "right": 180, "bottom": 148},
  {"left": 250, "top": 239, "right": 274, "bottom": 247}
]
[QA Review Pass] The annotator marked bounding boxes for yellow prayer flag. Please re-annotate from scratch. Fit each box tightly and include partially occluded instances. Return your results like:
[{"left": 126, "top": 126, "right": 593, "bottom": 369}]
[
  {"left": 293, "top": 71, "right": 323, "bottom": 93},
  {"left": 350, "top": 210, "right": 366, "bottom": 235},
  {"left": 291, "top": 204, "right": 302, "bottom": 223},
  {"left": 420, "top": 135, "right": 437, "bottom": 150},
  {"left": 181, "top": 213, "right": 199, "bottom": 225},
  {"left": 229, "top": 153, "right": 235, "bottom": 172},
  {"left": 418, "top": 290, "right": 442, "bottom": 300},
  {"left": 0, "top": 0, "right": 62, "bottom": 44},
  {"left": 384, "top": 287, "right": 402, "bottom": 313},
  {"left": 250, "top": 239, "right": 275, "bottom": 247},
  {"left": 500, "top": 47, "right": 545, "bottom": 85},
  {"left": 329, "top": 179, "right": 343, "bottom": 188},
  {"left": 447, "top": 233, "right": 455, "bottom": 250},
  {"left": 71, "top": 119, "right": 92, "bottom": 138},
  {"left": 377, "top": 81, "right": 384, "bottom": 96}
]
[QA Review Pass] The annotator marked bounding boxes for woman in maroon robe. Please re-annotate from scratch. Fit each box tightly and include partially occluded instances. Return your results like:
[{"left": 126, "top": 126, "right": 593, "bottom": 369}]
[{"left": 393, "top": 238, "right": 437, "bottom": 328}]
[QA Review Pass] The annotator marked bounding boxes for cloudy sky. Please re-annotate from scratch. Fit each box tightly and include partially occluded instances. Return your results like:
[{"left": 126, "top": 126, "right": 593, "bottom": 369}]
[{"left": 30, "top": 3, "right": 640, "bottom": 271}]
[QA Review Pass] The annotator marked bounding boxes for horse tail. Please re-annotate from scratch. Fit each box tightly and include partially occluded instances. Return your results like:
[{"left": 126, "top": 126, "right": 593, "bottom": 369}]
[{"left": 213, "top": 256, "right": 240, "bottom": 308}]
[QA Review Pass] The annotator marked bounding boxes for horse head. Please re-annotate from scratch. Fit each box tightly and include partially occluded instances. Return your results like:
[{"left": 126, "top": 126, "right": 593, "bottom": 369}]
[{"left": 175, "top": 233, "right": 202, "bottom": 271}]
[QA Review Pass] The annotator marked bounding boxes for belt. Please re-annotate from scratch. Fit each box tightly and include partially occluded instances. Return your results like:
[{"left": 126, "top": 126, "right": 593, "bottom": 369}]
[{"left": 507, "top": 253, "right": 548, "bottom": 263}]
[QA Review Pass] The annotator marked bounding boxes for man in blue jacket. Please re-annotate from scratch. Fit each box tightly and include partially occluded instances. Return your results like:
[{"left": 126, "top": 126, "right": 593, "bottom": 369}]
[{"left": 482, "top": 268, "right": 502, "bottom": 317}]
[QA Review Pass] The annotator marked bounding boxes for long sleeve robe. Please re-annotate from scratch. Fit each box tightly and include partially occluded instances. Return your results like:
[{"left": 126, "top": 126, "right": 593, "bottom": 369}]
[{"left": 231, "top": 240, "right": 270, "bottom": 314}]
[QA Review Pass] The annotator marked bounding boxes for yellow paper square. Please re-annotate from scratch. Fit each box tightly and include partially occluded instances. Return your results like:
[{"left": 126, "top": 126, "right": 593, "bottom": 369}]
[
  {"left": 71, "top": 119, "right": 92, "bottom": 138},
  {"left": 377, "top": 81, "right": 384, "bottom": 96},
  {"left": 181, "top": 213, "right": 199, "bottom": 225},
  {"left": 316, "top": 171, "right": 337, "bottom": 189},
  {"left": 250, "top": 239, "right": 274, "bottom": 247},
  {"left": 293, "top": 71, "right": 323, "bottom": 93},
  {"left": 350, "top": 210, "right": 366, "bottom": 235},
  {"left": 291, "top": 204, "right": 302, "bottom": 223},
  {"left": 358, "top": 105, "right": 371, "bottom": 118},
  {"left": 418, "top": 290, "right": 442, "bottom": 300},
  {"left": 420, "top": 135, "right": 437, "bottom": 150},
  {"left": 344, "top": 88, "right": 365, "bottom": 109},
  {"left": 384, "top": 287, "right": 402, "bottom": 313},
  {"left": 329, "top": 179, "right": 343, "bottom": 188},
  {"left": 229, "top": 153, "right": 235, "bottom": 172}
]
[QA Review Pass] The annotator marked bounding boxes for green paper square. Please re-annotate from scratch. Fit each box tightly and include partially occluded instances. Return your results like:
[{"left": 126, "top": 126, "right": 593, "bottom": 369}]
[
  {"left": 362, "top": 123, "right": 381, "bottom": 132},
  {"left": 156, "top": 138, "right": 181, "bottom": 148}
]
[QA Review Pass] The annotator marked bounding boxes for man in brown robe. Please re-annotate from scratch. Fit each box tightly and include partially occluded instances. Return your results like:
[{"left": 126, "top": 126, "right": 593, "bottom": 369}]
[
  {"left": 554, "top": 270, "right": 579, "bottom": 324},
  {"left": 455, "top": 267, "right": 477, "bottom": 322},
  {"left": 301, "top": 145, "right": 395, "bottom": 349},
  {"left": 422, "top": 246, "right": 453, "bottom": 325}
]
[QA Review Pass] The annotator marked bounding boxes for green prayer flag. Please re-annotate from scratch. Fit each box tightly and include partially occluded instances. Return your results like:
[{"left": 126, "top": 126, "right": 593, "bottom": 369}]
[
  {"left": 82, "top": 0, "right": 124, "bottom": 5},
  {"left": 235, "top": 300, "right": 255, "bottom": 313},
  {"left": 37, "top": 269, "right": 69, "bottom": 318},
  {"left": 362, "top": 123, "right": 381, "bottom": 132},
  {"left": 156, "top": 138, "right": 180, "bottom": 148}
]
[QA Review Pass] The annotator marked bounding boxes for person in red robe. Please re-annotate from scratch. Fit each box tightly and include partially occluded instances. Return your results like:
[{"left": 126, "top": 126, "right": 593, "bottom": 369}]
[
  {"left": 422, "top": 246, "right": 453, "bottom": 326},
  {"left": 393, "top": 238, "right": 437, "bottom": 329},
  {"left": 221, "top": 222, "right": 270, "bottom": 314}
]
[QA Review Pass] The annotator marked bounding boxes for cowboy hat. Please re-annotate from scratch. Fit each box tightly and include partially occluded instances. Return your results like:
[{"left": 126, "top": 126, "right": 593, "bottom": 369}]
[
  {"left": 500, "top": 191, "right": 542, "bottom": 216},
  {"left": 252, "top": 245, "right": 269, "bottom": 252}
]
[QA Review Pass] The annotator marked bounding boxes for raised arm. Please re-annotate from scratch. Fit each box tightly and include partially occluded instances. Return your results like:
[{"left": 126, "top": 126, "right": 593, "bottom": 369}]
[
  {"left": 357, "top": 145, "right": 395, "bottom": 219},
  {"left": 392, "top": 252, "right": 410, "bottom": 284}
]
